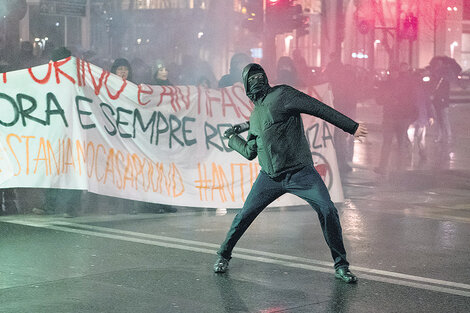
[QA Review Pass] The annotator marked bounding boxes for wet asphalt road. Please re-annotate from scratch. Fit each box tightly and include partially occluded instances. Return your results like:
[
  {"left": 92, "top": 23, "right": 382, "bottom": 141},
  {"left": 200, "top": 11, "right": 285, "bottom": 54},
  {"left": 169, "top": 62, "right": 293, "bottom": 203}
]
[{"left": 1, "top": 100, "right": 470, "bottom": 313}]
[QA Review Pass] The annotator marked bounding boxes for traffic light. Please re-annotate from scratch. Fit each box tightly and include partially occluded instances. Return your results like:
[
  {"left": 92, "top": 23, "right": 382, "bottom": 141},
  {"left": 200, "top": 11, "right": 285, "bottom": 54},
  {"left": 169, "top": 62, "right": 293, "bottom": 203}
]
[
  {"left": 266, "top": 0, "right": 291, "bottom": 33},
  {"left": 242, "top": 0, "right": 264, "bottom": 33},
  {"left": 266, "top": 0, "right": 291, "bottom": 9},
  {"left": 241, "top": 1, "right": 309, "bottom": 35},
  {"left": 401, "top": 13, "right": 418, "bottom": 41},
  {"left": 266, "top": 0, "right": 292, "bottom": 11},
  {"left": 288, "top": 4, "right": 309, "bottom": 37},
  {"left": 266, "top": 0, "right": 308, "bottom": 35}
]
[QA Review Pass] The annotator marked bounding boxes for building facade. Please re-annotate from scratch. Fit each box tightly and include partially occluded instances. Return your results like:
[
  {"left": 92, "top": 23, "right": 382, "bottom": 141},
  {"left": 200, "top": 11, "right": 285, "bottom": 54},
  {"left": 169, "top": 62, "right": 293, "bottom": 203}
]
[{"left": 4, "top": 0, "right": 469, "bottom": 77}]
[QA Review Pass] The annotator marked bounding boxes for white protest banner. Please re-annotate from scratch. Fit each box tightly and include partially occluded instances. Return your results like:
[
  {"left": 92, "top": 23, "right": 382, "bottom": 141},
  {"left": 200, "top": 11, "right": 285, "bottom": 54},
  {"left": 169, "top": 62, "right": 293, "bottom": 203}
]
[{"left": 0, "top": 57, "right": 344, "bottom": 208}]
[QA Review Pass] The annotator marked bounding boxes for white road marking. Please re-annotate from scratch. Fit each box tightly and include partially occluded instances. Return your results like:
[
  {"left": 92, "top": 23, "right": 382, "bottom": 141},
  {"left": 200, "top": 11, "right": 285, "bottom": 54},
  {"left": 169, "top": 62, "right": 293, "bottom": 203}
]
[
  {"left": 3, "top": 219, "right": 470, "bottom": 297},
  {"left": 342, "top": 202, "right": 470, "bottom": 224}
]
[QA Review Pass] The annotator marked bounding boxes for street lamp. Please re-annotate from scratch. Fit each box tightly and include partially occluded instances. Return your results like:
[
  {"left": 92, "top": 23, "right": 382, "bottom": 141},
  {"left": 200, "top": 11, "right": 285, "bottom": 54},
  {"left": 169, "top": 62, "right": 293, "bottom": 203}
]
[
  {"left": 374, "top": 39, "right": 380, "bottom": 68},
  {"left": 284, "top": 34, "right": 293, "bottom": 55},
  {"left": 450, "top": 41, "right": 458, "bottom": 58}
]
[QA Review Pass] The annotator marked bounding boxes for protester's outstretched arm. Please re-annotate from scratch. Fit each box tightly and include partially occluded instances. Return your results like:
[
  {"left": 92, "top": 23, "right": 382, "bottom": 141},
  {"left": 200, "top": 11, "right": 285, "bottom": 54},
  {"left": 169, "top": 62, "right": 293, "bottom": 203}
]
[{"left": 284, "top": 86, "right": 359, "bottom": 135}]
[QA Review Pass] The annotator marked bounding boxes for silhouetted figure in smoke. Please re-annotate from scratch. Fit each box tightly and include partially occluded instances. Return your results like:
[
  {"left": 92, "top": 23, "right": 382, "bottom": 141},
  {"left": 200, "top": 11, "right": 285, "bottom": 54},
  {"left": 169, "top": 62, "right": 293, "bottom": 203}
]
[
  {"left": 218, "top": 53, "right": 252, "bottom": 88},
  {"left": 324, "top": 52, "right": 359, "bottom": 174},
  {"left": 197, "top": 60, "right": 217, "bottom": 88},
  {"left": 276, "top": 56, "right": 303, "bottom": 87},
  {"left": 130, "top": 58, "right": 152, "bottom": 85},
  {"left": 398, "top": 62, "right": 417, "bottom": 151},
  {"left": 110, "top": 58, "right": 133, "bottom": 82},
  {"left": 40, "top": 41, "right": 56, "bottom": 64},
  {"left": 82, "top": 49, "right": 109, "bottom": 70},
  {"left": 292, "top": 49, "right": 311, "bottom": 86},
  {"left": 213, "top": 63, "right": 367, "bottom": 284},
  {"left": 16, "top": 41, "right": 39, "bottom": 69},
  {"left": 177, "top": 54, "right": 197, "bottom": 85},
  {"left": 374, "top": 66, "right": 417, "bottom": 175},
  {"left": 429, "top": 57, "right": 459, "bottom": 144},
  {"left": 409, "top": 67, "right": 435, "bottom": 162}
]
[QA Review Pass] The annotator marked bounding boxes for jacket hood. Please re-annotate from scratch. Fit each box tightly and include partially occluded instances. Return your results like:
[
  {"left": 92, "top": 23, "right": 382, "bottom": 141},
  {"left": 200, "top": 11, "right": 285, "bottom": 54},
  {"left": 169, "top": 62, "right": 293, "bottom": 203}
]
[{"left": 242, "top": 63, "right": 270, "bottom": 102}]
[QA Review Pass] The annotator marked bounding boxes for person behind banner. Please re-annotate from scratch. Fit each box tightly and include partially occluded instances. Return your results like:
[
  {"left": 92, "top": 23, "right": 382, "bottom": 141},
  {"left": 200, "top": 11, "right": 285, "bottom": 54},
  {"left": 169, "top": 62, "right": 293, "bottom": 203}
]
[
  {"left": 151, "top": 59, "right": 172, "bottom": 86},
  {"left": 276, "top": 56, "right": 303, "bottom": 87},
  {"left": 110, "top": 58, "right": 133, "bottom": 82},
  {"left": 15, "top": 41, "right": 40, "bottom": 70},
  {"left": 30, "top": 47, "right": 81, "bottom": 218},
  {"left": 213, "top": 63, "right": 367, "bottom": 283},
  {"left": 197, "top": 76, "right": 211, "bottom": 89},
  {"left": 130, "top": 58, "right": 152, "bottom": 85},
  {"left": 218, "top": 53, "right": 252, "bottom": 88}
]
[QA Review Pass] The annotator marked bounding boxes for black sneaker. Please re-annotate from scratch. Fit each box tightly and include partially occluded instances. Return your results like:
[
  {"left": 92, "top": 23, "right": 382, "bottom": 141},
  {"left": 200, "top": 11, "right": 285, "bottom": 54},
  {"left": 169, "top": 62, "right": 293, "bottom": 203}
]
[
  {"left": 213, "top": 256, "right": 229, "bottom": 273},
  {"left": 335, "top": 267, "right": 358, "bottom": 283}
]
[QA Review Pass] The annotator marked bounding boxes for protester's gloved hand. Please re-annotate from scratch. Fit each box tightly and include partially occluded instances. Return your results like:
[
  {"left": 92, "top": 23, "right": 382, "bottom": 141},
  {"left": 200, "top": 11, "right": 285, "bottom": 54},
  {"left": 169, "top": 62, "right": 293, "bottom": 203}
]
[
  {"left": 224, "top": 127, "right": 237, "bottom": 139},
  {"left": 224, "top": 122, "right": 250, "bottom": 139}
]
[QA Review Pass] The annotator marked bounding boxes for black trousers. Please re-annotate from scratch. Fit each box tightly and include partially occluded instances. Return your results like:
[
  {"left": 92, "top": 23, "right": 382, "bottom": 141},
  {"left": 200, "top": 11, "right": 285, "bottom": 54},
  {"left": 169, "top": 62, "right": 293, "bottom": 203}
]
[
  {"left": 378, "top": 118, "right": 410, "bottom": 170},
  {"left": 217, "top": 165, "right": 350, "bottom": 269}
]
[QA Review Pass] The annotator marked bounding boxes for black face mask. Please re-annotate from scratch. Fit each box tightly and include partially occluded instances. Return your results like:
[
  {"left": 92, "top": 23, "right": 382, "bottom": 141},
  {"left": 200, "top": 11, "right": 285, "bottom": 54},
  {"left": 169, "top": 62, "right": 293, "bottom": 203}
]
[{"left": 247, "top": 72, "right": 269, "bottom": 102}]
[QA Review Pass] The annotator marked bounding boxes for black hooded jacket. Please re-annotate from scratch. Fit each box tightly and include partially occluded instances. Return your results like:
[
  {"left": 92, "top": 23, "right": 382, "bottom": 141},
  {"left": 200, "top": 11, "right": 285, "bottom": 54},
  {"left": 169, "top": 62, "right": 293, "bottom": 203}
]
[{"left": 228, "top": 63, "right": 359, "bottom": 178}]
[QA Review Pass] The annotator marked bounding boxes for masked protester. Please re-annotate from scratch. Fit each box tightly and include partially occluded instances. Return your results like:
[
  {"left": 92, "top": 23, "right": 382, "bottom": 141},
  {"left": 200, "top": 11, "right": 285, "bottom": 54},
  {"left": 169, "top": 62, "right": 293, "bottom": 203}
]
[{"left": 214, "top": 63, "right": 367, "bottom": 283}]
